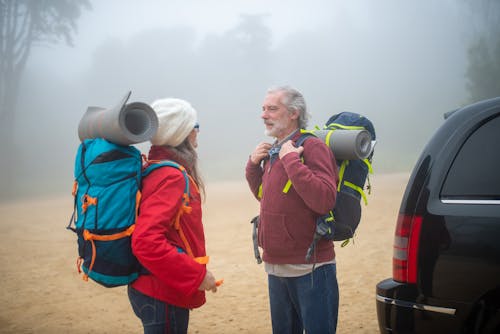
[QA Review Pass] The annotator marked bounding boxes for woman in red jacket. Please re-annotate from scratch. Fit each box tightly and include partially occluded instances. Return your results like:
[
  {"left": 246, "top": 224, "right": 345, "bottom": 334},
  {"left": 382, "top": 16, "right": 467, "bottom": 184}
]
[{"left": 128, "top": 97, "right": 218, "bottom": 334}]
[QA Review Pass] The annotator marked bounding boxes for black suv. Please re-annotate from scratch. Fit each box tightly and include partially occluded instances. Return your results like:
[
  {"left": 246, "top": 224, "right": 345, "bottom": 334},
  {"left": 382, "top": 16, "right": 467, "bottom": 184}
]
[{"left": 376, "top": 96, "right": 500, "bottom": 333}]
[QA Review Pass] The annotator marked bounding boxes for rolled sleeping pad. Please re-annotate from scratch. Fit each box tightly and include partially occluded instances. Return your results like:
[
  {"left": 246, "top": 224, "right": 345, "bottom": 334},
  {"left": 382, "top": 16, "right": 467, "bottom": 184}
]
[
  {"left": 312, "top": 129, "right": 375, "bottom": 160},
  {"left": 78, "top": 91, "right": 159, "bottom": 145}
]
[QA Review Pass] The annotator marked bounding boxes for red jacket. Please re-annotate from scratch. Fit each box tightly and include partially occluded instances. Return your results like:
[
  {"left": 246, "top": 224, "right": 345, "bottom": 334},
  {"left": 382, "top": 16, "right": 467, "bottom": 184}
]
[
  {"left": 246, "top": 131, "right": 338, "bottom": 264},
  {"left": 130, "top": 146, "right": 207, "bottom": 309}
]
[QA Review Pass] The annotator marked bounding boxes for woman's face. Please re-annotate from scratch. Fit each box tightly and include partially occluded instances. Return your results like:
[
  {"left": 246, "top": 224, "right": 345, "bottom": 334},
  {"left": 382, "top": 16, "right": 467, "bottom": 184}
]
[{"left": 188, "top": 127, "right": 199, "bottom": 148}]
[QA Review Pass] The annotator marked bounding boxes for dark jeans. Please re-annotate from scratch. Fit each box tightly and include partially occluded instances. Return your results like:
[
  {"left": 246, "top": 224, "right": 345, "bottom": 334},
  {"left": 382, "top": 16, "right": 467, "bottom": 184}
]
[
  {"left": 128, "top": 286, "right": 189, "bottom": 334},
  {"left": 268, "top": 263, "right": 339, "bottom": 334}
]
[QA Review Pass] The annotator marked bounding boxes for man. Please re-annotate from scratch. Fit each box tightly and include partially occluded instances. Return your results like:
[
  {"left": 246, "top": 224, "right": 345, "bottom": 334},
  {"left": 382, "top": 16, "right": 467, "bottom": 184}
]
[{"left": 246, "top": 86, "right": 340, "bottom": 333}]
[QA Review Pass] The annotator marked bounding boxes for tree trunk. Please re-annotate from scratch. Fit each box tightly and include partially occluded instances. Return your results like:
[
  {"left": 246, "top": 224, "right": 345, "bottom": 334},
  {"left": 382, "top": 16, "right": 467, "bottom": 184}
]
[{"left": 0, "top": 70, "right": 19, "bottom": 200}]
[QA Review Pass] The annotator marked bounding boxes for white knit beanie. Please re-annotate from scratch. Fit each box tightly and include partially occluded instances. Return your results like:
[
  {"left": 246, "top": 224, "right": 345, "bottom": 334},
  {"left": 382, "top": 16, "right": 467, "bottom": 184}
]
[{"left": 150, "top": 98, "right": 197, "bottom": 147}]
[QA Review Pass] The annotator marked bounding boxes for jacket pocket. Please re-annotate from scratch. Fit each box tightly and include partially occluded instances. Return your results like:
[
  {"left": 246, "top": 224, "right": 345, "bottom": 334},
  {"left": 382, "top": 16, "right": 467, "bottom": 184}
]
[{"left": 259, "top": 210, "right": 297, "bottom": 256}]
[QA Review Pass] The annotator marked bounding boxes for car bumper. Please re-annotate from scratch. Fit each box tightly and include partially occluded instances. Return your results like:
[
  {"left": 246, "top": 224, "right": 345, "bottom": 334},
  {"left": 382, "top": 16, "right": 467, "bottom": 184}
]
[{"left": 376, "top": 278, "right": 460, "bottom": 333}]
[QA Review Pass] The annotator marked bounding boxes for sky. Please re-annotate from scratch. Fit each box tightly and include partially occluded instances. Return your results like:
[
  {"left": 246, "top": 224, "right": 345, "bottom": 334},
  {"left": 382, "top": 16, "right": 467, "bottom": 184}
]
[
  {"left": 32, "top": 1, "right": 334, "bottom": 72},
  {"left": 3, "top": 0, "right": 486, "bottom": 199}
]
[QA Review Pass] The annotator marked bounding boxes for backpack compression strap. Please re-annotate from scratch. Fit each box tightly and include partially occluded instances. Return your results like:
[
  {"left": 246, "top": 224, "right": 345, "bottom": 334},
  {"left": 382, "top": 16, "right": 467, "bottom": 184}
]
[
  {"left": 337, "top": 159, "right": 373, "bottom": 206},
  {"left": 326, "top": 122, "right": 366, "bottom": 131},
  {"left": 79, "top": 225, "right": 137, "bottom": 281},
  {"left": 325, "top": 123, "right": 373, "bottom": 204},
  {"left": 77, "top": 185, "right": 145, "bottom": 281},
  {"left": 280, "top": 129, "right": 373, "bottom": 205}
]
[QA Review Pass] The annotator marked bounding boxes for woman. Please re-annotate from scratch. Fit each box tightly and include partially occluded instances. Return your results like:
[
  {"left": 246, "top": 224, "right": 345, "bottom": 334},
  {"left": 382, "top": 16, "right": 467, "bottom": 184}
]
[{"left": 128, "top": 97, "right": 218, "bottom": 333}]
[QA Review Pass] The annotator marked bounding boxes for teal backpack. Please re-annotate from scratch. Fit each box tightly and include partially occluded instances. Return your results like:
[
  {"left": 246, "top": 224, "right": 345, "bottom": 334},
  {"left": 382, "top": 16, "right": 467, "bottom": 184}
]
[{"left": 67, "top": 138, "right": 190, "bottom": 287}]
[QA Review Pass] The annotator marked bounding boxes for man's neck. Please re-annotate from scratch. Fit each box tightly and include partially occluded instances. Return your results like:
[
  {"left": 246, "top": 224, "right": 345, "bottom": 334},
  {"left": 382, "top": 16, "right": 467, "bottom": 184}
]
[{"left": 275, "top": 128, "right": 300, "bottom": 145}]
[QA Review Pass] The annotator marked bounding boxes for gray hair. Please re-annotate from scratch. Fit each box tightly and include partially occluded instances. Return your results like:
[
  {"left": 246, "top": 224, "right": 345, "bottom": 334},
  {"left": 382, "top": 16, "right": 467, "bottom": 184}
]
[{"left": 267, "top": 86, "right": 310, "bottom": 129}]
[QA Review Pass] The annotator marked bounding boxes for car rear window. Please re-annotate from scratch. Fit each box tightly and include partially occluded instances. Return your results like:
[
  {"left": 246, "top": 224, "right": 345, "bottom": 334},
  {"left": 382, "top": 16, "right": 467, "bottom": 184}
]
[{"left": 441, "top": 115, "right": 500, "bottom": 200}]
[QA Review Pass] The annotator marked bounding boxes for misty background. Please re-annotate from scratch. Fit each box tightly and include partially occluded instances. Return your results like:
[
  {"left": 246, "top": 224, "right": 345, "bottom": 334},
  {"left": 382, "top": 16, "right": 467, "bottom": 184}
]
[{"left": 1, "top": 0, "right": 499, "bottom": 201}]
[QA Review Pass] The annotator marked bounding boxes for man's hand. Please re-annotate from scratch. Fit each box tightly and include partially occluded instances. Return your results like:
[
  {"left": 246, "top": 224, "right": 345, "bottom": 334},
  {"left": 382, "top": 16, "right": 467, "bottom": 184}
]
[
  {"left": 250, "top": 142, "right": 272, "bottom": 165},
  {"left": 279, "top": 140, "right": 304, "bottom": 159}
]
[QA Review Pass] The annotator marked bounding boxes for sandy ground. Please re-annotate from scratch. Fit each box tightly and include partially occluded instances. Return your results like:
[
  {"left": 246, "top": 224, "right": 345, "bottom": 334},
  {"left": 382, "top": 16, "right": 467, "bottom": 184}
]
[{"left": 0, "top": 172, "right": 410, "bottom": 334}]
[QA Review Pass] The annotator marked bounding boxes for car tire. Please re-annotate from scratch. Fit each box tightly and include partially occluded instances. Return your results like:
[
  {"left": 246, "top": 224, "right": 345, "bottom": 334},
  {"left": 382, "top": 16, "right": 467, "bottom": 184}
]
[{"left": 480, "top": 308, "right": 500, "bottom": 334}]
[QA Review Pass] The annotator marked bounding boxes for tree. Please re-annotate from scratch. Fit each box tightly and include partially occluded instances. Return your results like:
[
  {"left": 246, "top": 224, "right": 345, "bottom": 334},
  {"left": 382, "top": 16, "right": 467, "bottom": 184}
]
[
  {"left": 0, "top": 0, "right": 90, "bottom": 198},
  {"left": 466, "top": 38, "right": 500, "bottom": 102},
  {"left": 464, "top": 0, "right": 500, "bottom": 102},
  {"left": 0, "top": 0, "right": 90, "bottom": 126}
]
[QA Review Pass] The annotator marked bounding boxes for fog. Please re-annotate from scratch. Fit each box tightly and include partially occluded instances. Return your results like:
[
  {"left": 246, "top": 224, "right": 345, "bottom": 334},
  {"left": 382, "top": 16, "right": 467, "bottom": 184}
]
[{"left": 2, "top": 0, "right": 484, "bottom": 200}]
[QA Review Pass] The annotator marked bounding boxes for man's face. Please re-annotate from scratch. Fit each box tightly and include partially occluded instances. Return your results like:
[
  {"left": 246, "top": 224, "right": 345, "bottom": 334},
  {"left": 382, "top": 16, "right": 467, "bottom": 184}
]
[{"left": 261, "top": 91, "right": 297, "bottom": 140}]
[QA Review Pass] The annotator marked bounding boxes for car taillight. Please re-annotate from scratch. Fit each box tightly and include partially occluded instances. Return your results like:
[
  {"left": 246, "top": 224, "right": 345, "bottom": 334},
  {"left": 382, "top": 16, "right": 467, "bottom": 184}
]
[{"left": 393, "top": 213, "right": 423, "bottom": 283}]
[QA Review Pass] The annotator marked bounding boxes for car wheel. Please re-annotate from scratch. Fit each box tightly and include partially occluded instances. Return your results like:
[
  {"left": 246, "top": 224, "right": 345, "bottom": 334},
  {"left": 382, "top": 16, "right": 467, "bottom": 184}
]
[{"left": 480, "top": 308, "right": 500, "bottom": 334}]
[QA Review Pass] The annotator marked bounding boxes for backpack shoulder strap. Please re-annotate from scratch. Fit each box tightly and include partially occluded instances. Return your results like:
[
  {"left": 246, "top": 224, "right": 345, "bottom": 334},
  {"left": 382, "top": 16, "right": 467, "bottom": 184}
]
[
  {"left": 295, "top": 130, "right": 317, "bottom": 147},
  {"left": 282, "top": 130, "right": 318, "bottom": 194},
  {"left": 142, "top": 160, "right": 208, "bottom": 263},
  {"left": 260, "top": 130, "right": 321, "bottom": 196},
  {"left": 143, "top": 160, "right": 190, "bottom": 200}
]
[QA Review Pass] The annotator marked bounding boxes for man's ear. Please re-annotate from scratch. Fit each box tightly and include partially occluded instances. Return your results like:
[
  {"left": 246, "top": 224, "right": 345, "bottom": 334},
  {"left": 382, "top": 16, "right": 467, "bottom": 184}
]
[{"left": 290, "top": 110, "right": 299, "bottom": 120}]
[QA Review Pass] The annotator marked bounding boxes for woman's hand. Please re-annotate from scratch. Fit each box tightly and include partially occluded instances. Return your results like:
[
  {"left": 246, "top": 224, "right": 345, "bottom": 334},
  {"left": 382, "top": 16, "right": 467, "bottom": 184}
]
[{"left": 198, "top": 270, "right": 218, "bottom": 293}]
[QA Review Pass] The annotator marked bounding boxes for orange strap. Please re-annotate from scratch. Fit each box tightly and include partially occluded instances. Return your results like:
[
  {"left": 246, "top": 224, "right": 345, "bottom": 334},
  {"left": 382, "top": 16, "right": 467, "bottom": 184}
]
[
  {"left": 170, "top": 189, "right": 209, "bottom": 266},
  {"left": 72, "top": 181, "right": 78, "bottom": 197},
  {"left": 194, "top": 256, "right": 209, "bottom": 264},
  {"left": 173, "top": 204, "right": 194, "bottom": 257},
  {"left": 80, "top": 225, "right": 136, "bottom": 280},
  {"left": 81, "top": 194, "right": 97, "bottom": 212},
  {"left": 141, "top": 162, "right": 200, "bottom": 263},
  {"left": 188, "top": 175, "right": 199, "bottom": 194},
  {"left": 174, "top": 207, "right": 209, "bottom": 265},
  {"left": 82, "top": 239, "right": 96, "bottom": 282},
  {"left": 83, "top": 225, "right": 135, "bottom": 242},
  {"left": 135, "top": 190, "right": 142, "bottom": 218}
]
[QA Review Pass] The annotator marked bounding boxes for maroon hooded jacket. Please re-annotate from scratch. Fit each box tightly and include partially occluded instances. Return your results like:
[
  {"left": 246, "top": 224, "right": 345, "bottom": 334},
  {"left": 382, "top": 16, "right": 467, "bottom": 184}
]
[{"left": 246, "top": 131, "right": 338, "bottom": 264}]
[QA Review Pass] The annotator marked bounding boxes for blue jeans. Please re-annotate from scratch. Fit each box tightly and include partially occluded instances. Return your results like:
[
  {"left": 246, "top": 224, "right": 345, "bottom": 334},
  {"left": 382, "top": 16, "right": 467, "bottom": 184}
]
[
  {"left": 128, "top": 286, "right": 189, "bottom": 334},
  {"left": 268, "top": 264, "right": 339, "bottom": 334}
]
